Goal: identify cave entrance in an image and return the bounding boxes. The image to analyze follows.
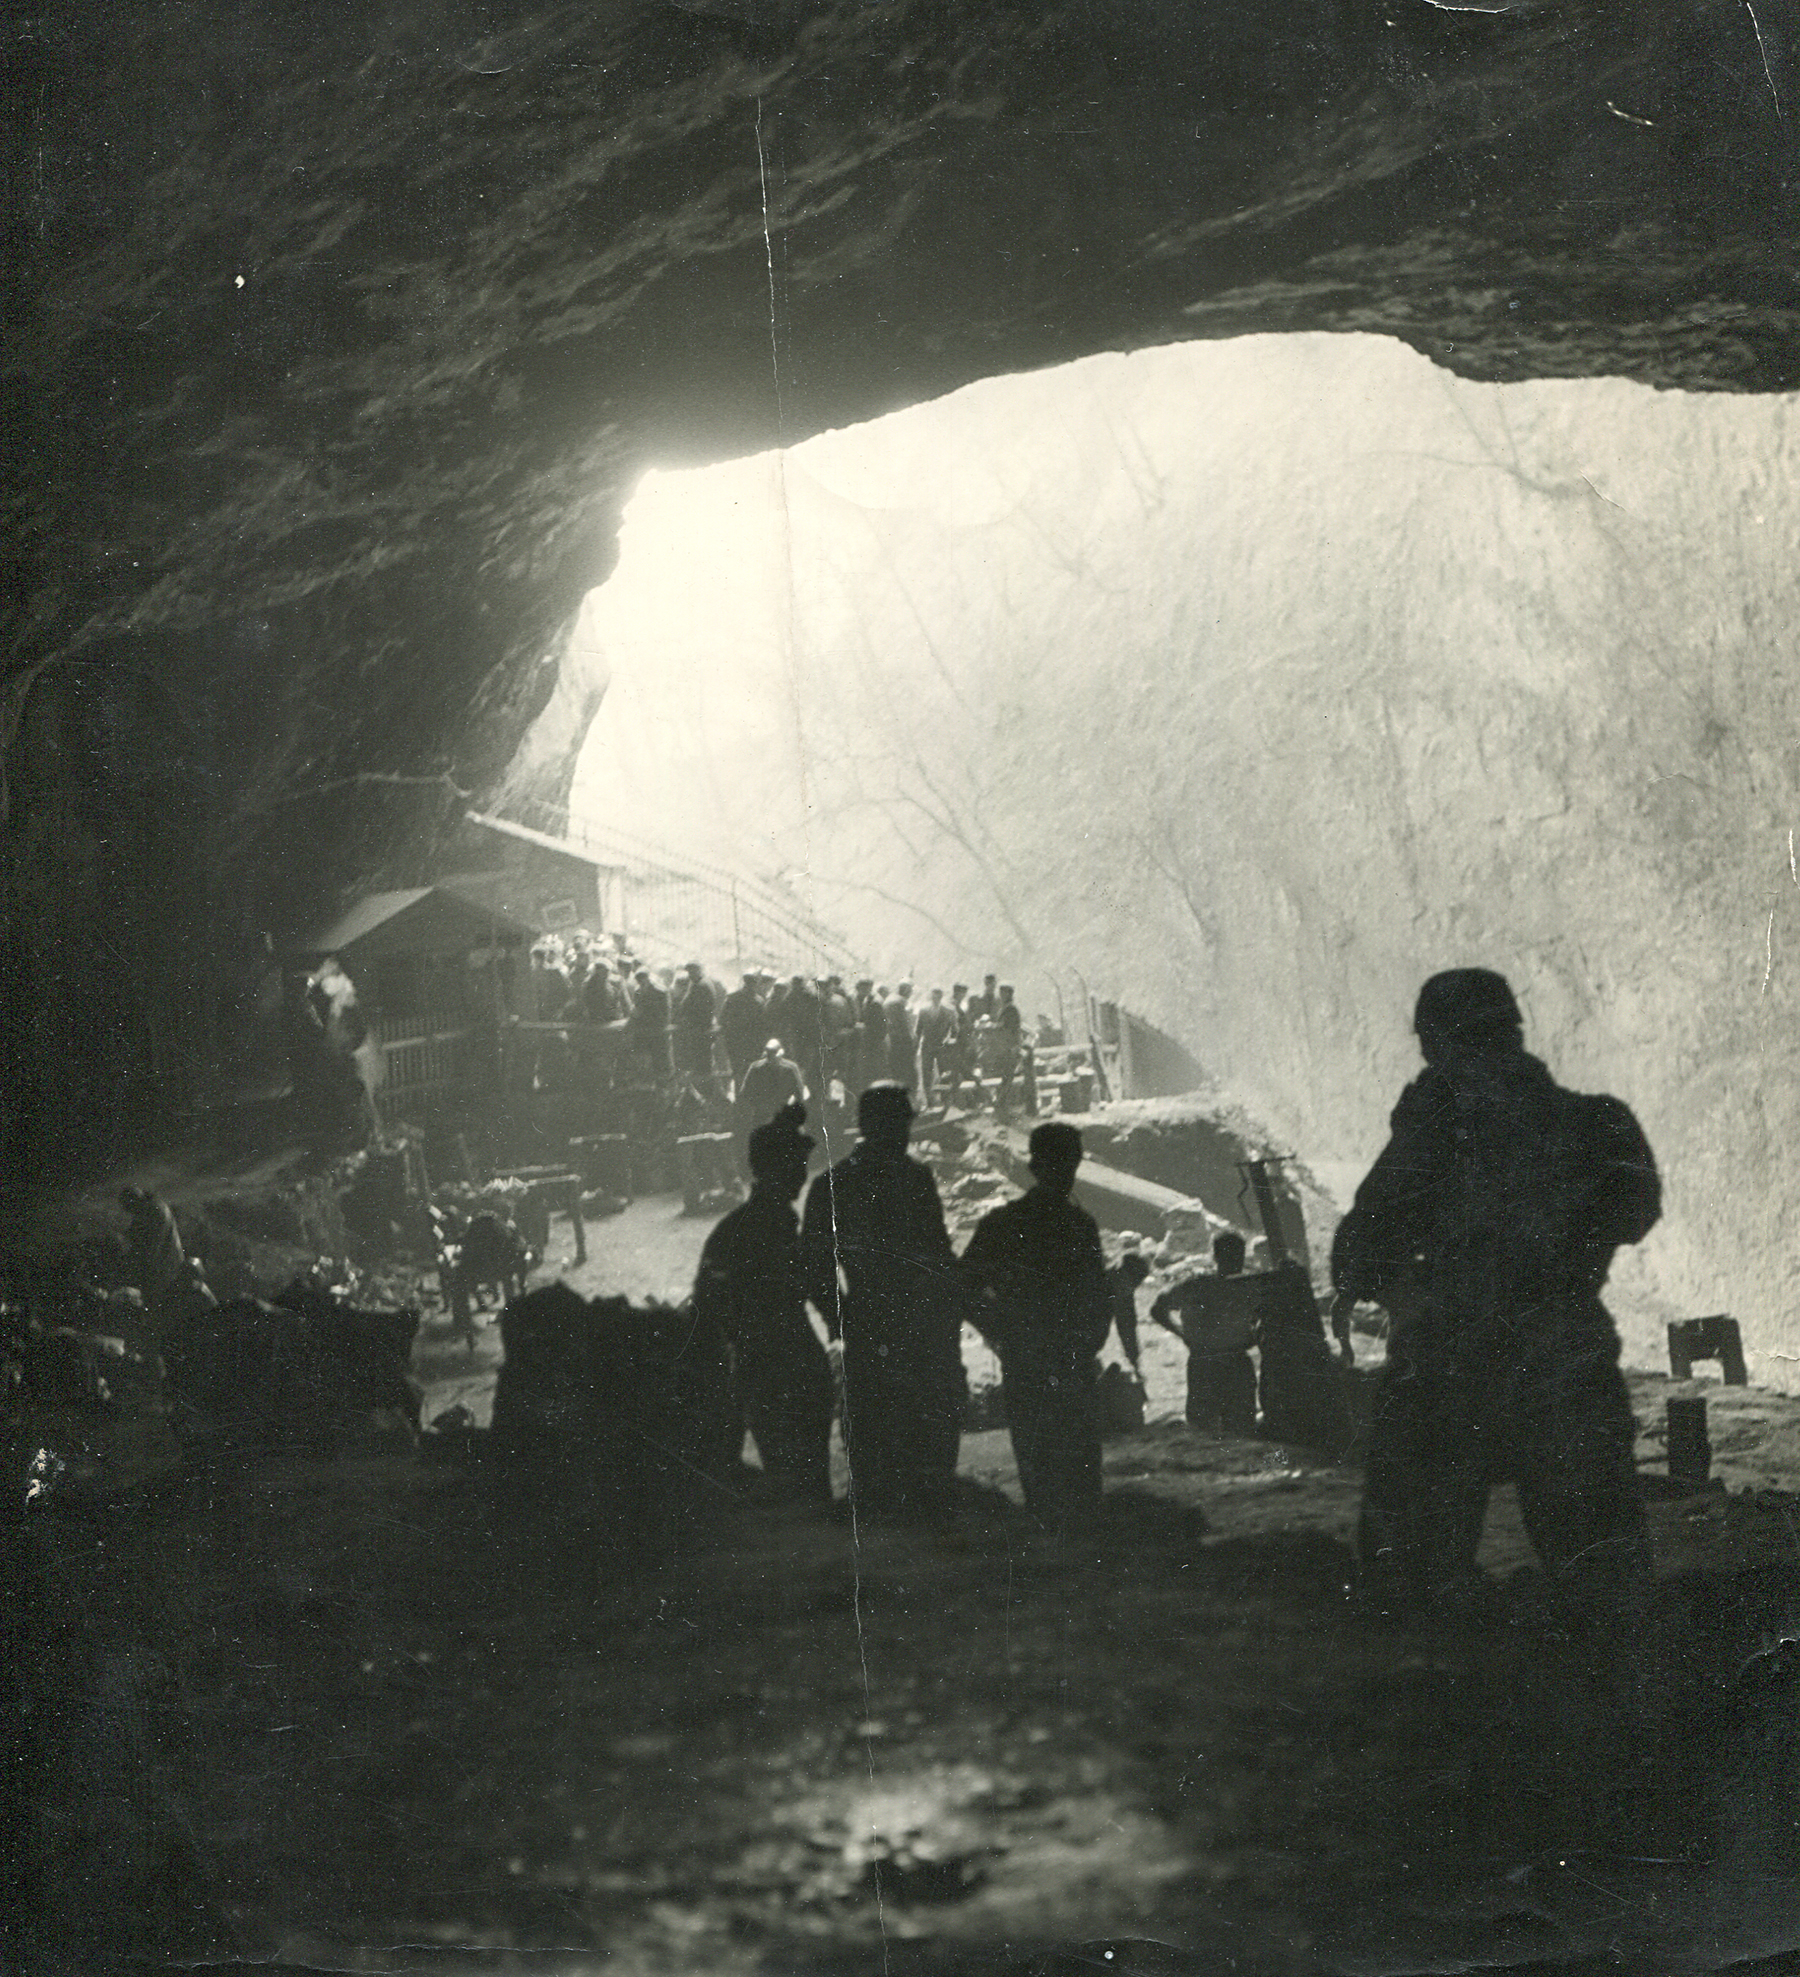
[511,328,1800,1379]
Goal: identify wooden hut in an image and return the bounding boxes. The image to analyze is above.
[290,888,537,1122]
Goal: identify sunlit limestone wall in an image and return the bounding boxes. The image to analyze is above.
[550,334,1800,1382]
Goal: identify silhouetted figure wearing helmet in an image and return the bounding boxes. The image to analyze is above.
[1331,969,1661,1609]
[961,1122,1112,1531]
[694,1104,832,1504]
[800,1083,964,1515]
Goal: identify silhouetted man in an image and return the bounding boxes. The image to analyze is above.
[800,1083,963,1515]
[529,947,571,1023]
[993,985,1024,1113]
[854,980,883,1091]
[1331,968,1661,1609]
[968,975,998,1026]
[1149,1231,1260,1435]
[582,957,626,1026]
[885,982,918,1095]
[719,971,767,1090]
[778,973,826,1110]
[942,984,973,1103]
[961,1122,1112,1530]
[694,1104,832,1503]
[916,988,955,1100]
[628,967,672,1081]
[673,961,718,1083]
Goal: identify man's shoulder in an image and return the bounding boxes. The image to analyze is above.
[701,1200,753,1254]
[971,1192,1028,1234]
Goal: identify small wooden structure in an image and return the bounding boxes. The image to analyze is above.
[290,888,537,1123]
[1668,1315,1748,1385]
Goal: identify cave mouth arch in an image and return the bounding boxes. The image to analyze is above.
[518,328,1800,1384]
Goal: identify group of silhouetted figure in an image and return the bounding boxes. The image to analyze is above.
[694,967,1665,1614]
[696,1084,1113,1529]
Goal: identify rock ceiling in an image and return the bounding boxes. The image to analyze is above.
[3,0,1796,1157]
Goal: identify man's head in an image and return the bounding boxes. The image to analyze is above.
[856,978,874,995]
[857,1082,915,1153]
[635,968,650,987]
[999,983,1015,1004]
[952,983,967,1000]
[984,974,997,991]
[1413,969,1523,1064]
[762,1036,784,1058]
[747,1102,814,1201]
[684,960,705,979]
[1117,1249,1151,1289]
[897,980,913,999]
[1212,1231,1247,1276]
[1028,1121,1084,1197]
[928,987,943,1005]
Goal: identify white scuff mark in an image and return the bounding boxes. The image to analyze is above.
[1604,100,1656,128]
[1743,0,1786,120]
[1763,907,1775,995]
[1788,826,1795,885]
[754,98,782,433]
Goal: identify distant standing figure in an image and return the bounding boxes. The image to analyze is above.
[719,971,767,1090]
[629,967,673,1080]
[1150,1232,1260,1435]
[885,983,918,1096]
[992,985,1024,1113]
[735,1037,806,1175]
[1331,968,1662,1607]
[854,980,884,1092]
[695,1104,832,1502]
[961,1122,1112,1529]
[673,961,718,1083]
[916,988,955,1099]
[942,984,973,1103]
[800,1083,964,1515]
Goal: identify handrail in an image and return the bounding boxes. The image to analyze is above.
[488,795,865,976]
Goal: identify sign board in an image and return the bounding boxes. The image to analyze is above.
[540,897,580,930]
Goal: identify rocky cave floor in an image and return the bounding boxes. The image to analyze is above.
[15,1196,1800,1977]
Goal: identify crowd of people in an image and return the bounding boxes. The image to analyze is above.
[693,967,1666,1617]
[524,940,1059,1157]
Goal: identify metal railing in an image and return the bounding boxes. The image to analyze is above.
[495,795,865,981]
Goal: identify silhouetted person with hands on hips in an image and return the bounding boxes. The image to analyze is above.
[1331,968,1661,1614]
[800,1083,965,1517]
[962,1122,1112,1534]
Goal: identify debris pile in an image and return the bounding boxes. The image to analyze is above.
[485,1282,741,1554]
